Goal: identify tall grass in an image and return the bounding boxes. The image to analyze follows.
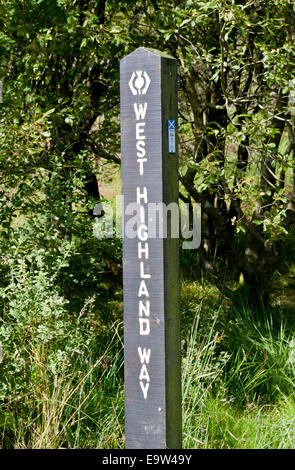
[0,249,125,448]
[181,281,295,448]
[2,255,295,448]
[0,323,125,449]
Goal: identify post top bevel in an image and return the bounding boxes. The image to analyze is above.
[120,47,176,63]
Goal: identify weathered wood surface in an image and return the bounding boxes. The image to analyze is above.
[120,47,181,449]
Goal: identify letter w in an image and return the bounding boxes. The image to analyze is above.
[134,103,147,121]
[138,346,151,364]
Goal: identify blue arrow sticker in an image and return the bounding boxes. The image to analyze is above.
[168,119,176,153]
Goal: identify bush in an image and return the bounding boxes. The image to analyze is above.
[0,241,124,448]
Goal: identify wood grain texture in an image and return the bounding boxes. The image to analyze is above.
[120,47,181,449]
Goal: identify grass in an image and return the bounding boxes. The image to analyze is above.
[2,250,295,449]
[181,279,295,448]
[1,318,125,449]
[184,397,295,449]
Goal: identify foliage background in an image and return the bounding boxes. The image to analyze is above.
[1,0,295,448]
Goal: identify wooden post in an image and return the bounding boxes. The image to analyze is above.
[120,47,181,449]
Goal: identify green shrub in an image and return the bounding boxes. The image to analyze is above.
[0,244,124,448]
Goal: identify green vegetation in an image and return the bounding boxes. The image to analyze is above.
[2,254,295,448]
[181,280,295,449]
[1,0,295,449]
